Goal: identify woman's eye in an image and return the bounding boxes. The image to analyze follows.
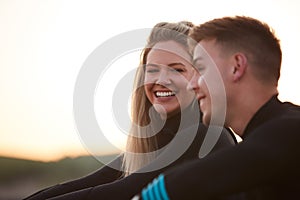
[146,69,159,73]
[170,68,185,73]
[175,68,184,72]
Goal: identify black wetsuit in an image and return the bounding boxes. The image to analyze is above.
[24,104,236,200]
[142,96,300,199]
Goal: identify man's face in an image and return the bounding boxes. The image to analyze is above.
[190,39,228,126]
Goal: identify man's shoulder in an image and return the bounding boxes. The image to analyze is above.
[281,101,300,118]
[252,108,300,140]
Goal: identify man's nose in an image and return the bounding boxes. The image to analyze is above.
[187,72,199,91]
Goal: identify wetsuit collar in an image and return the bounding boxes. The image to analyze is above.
[159,101,200,137]
[242,95,282,139]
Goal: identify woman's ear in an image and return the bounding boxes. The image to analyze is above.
[232,53,247,82]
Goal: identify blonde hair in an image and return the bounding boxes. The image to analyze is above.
[122,21,194,176]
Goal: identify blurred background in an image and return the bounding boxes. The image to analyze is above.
[1,0,300,199]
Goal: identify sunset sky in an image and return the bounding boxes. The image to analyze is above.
[1,0,300,162]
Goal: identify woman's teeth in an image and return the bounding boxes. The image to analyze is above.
[155,91,175,97]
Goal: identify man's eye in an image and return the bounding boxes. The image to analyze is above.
[196,65,205,72]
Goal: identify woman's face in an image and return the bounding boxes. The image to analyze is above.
[144,41,195,118]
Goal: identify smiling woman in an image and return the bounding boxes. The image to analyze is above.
[144,41,195,119]
[122,21,200,176]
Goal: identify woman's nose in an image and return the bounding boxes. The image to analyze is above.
[155,70,171,85]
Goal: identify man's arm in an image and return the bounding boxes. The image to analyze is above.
[45,124,236,199]
[138,118,300,199]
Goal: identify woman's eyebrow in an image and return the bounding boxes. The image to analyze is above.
[144,63,160,68]
[168,62,185,67]
[145,62,186,68]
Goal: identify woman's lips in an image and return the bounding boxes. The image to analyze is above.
[154,91,177,102]
[155,91,176,97]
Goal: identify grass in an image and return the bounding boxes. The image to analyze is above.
[0,155,116,200]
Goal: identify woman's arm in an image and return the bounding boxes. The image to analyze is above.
[24,155,124,200]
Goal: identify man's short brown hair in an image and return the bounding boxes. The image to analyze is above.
[189,16,282,85]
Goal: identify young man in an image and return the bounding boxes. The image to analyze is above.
[136,16,300,199]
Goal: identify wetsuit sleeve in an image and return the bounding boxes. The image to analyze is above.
[38,123,204,200]
[23,155,123,200]
[44,125,236,200]
[159,118,300,199]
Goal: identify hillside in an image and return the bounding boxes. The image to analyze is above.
[0,155,116,200]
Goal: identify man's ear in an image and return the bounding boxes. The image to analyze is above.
[232,53,247,82]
